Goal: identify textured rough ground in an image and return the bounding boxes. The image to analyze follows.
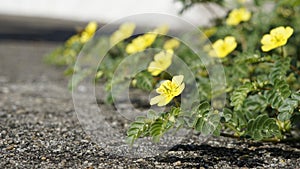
[1,41,300,169]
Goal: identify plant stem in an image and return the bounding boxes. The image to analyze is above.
[281,46,285,58]
[220,132,241,139]
[238,25,247,52]
[224,123,241,136]
[220,132,300,143]
[290,65,300,76]
[261,137,281,142]
[174,98,181,107]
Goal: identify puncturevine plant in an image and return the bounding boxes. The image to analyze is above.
[46,0,300,145]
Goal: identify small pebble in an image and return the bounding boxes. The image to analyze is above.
[136,158,145,162]
[173,161,181,166]
[6,145,14,151]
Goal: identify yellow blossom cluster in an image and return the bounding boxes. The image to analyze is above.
[65,21,98,46]
[80,21,98,43]
[125,33,157,54]
[125,25,169,54]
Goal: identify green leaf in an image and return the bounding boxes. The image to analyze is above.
[274,79,291,98]
[278,112,292,122]
[147,110,158,120]
[277,91,300,122]
[269,57,290,84]
[291,91,300,101]
[264,79,291,109]
[265,90,283,109]
[230,83,254,111]
[198,102,210,113]
[244,94,267,113]
[247,114,281,140]
[135,71,154,91]
[235,52,272,64]
[193,102,220,136]
[149,119,164,140]
[126,107,183,145]
[278,99,298,113]
[231,110,248,130]
[279,0,300,6]
[221,108,232,123]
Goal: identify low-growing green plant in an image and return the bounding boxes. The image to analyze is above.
[46,0,300,144]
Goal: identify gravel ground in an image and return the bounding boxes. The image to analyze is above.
[1,40,300,169]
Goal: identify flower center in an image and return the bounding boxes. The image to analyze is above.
[159,81,178,97]
[273,33,285,44]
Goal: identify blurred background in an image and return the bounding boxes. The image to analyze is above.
[0,0,224,26]
[0,0,225,83]
[0,0,227,41]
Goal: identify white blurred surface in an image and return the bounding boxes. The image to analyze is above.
[0,0,226,28]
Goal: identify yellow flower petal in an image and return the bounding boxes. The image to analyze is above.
[158,96,173,106]
[285,27,294,37]
[80,32,91,43]
[261,35,275,52]
[173,83,185,96]
[110,23,136,46]
[202,27,217,39]
[85,21,98,35]
[148,62,164,76]
[148,50,173,76]
[125,44,137,54]
[143,33,157,46]
[163,38,180,50]
[150,95,164,105]
[172,75,184,86]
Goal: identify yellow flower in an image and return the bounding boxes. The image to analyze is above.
[80,21,98,43]
[152,24,169,35]
[125,33,157,54]
[261,26,294,52]
[80,33,92,43]
[163,38,180,50]
[148,50,173,76]
[125,25,169,54]
[110,23,136,46]
[85,21,98,34]
[66,35,80,46]
[203,27,217,38]
[143,33,157,46]
[209,36,237,58]
[150,75,185,106]
[226,8,251,26]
